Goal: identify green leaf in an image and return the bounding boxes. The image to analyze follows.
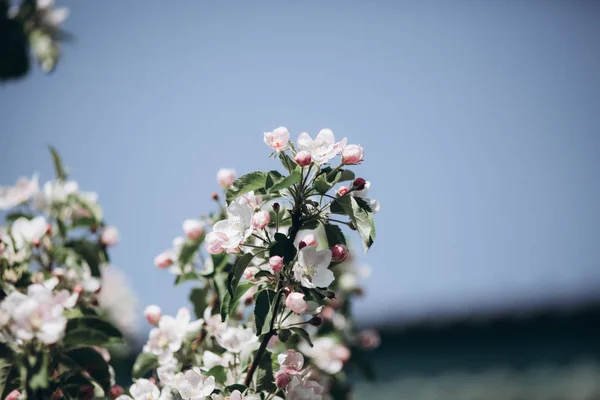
[220,291,231,322]
[62,347,111,392]
[330,196,375,251]
[314,167,353,195]
[227,253,254,297]
[211,252,230,272]
[28,350,49,390]
[205,366,227,384]
[265,170,285,192]
[189,287,209,319]
[63,317,124,346]
[226,172,267,203]
[290,327,313,347]
[132,353,158,379]
[228,281,254,316]
[5,212,33,223]
[254,289,276,335]
[178,239,201,267]
[324,223,346,246]
[49,146,68,180]
[253,270,273,280]
[267,170,302,194]
[226,384,247,395]
[269,233,297,264]
[0,344,13,397]
[301,219,320,230]
[256,350,275,392]
[278,152,298,173]
[339,169,355,182]
[65,240,102,277]
[69,194,102,222]
[175,271,199,286]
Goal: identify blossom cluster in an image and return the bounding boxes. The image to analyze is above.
[130,127,381,400]
[0,148,137,399]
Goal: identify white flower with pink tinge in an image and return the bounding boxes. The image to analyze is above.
[278,349,305,375]
[0,174,39,210]
[293,246,334,289]
[296,129,346,165]
[215,325,257,353]
[287,376,324,400]
[299,337,350,374]
[115,378,165,400]
[350,181,380,214]
[11,216,48,246]
[264,126,290,152]
[172,367,216,400]
[205,199,253,254]
[217,168,236,189]
[143,308,203,365]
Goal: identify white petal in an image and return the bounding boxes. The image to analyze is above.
[312,267,335,288]
[297,132,313,151]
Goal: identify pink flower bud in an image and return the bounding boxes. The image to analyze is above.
[353,177,366,191]
[269,255,283,272]
[211,192,219,200]
[205,231,228,254]
[101,226,119,247]
[337,186,349,196]
[294,151,312,167]
[5,390,21,400]
[331,244,348,262]
[217,168,236,188]
[144,305,162,326]
[275,370,291,388]
[264,127,290,152]
[332,344,351,362]
[144,304,162,326]
[154,252,173,269]
[342,144,364,165]
[359,329,381,349]
[272,202,280,212]
[183,219,204,240]
[252,210,271,230]
[285,292,308,314]
[110,385,124,398]
[73,285,83,294]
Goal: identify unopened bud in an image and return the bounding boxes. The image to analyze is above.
[275,370,291,388]
[269,255,283,272]
[352,177,366,191]
[110,385,125,398]
[272,202,280,212]
[294,151,312,167]
[73,284,84,294]
[252,210,271,230]
[4,390,21,400]
[331,244,348,262]
[154,252,173,269]
[144,305,162,326]
[211,192,219,200]
[337,186,349,196]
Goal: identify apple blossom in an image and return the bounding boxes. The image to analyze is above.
[252,210,270,230]
[183,219,204,240]
[11,216,48,246]
[287,376,324,400]
[0,174,39,210]
[331,244,348,262]
[129,378,161,400]
[293,246,334,289]
[208,199,253,252]
[294,151,312,167]
[269,255,283,272]
[264,126,290,152]
[205,231,228,254]
[4,390,21,400]
[172,368,216,399]
[296,129,346,165]
[144,305,162,326]
[215,325,257,353]
[341,144,364,165]
[101,226,120,246]
[359,329,381,349]
[278,350,304,375]
[154,252,174,269]
[143,308,200,364]
[217,168,236,188]
[299,337,349,374]
[336,186,348,196]
[352,177,366,191]
[285,292,308,314]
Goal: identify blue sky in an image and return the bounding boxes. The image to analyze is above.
[2,0,600,328]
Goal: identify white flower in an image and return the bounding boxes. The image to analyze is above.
[287,376,324,400]
[238,191,262,209]
[215,325,257,353]
[40,180,79,207]
[293,246,334,289]
[0,175,39,210]
[129,378,161,400]
[143,308,202,364]
[296,129,346,165]
[350,181,380,213]
[37,0,69,29]
[264,127,290,152]
[11,216,47,246]
[299,337,349,374]
[101,226,120,246]
[157,359,178,386]
[6,283,70,345]
[173,367,216,400]
[183,219,204,240]
[210,199,253,250]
